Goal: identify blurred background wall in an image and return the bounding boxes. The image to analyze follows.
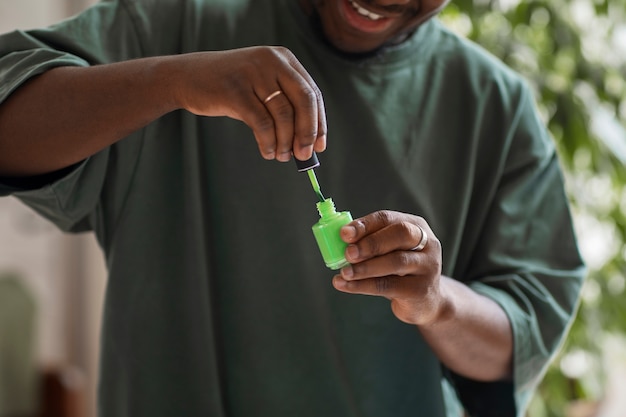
[0,3,102,417]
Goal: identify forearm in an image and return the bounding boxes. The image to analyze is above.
[0,46,327,177]
[334,213,514,381]
[418,275,513,381]
[0,57,180,176]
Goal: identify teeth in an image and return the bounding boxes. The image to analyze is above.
[348,0,384,20]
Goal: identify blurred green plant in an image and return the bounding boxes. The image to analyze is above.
[440,1,626,416]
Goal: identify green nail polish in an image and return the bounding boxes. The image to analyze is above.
[307,169,325,202]
[295,153,352,270]
[312,198,352,270]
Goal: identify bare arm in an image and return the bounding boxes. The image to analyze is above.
[416,276,512,380]
[0,59,175,176]
[0,47,326,177]
[333,211,512,381]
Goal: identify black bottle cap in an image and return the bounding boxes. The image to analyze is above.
[295,152,320,172]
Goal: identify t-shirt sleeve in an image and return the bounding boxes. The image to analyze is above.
[1,3,128,100]
[0,0,184,231]
[0,0,189,97]
[447,84,586,416]
[0,152,109,233]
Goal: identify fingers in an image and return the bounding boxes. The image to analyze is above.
[178,47,325,162]
[249,47,326,162]
[332,273,428,299]
[332,248,441,299]
[280,51,327,160]
[332,209,444,325]
[334,210,442,297]
[258,88,295,161]
[314,92,327,154]
[340,210,433,259]
[336,239,440,284]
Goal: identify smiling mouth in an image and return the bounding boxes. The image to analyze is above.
[347,0,385,21]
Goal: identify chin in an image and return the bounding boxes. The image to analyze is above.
[305,0,412,56]
[328,37,376,53]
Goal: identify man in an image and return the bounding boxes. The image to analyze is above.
[0,0,585,416]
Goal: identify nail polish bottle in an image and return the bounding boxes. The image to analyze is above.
[295,152,352,270]
[312,198,352,270]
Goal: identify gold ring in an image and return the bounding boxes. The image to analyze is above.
[263,90,283,104]
[410,226,428,251]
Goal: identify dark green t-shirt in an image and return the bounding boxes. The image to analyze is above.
[0,1,585,416]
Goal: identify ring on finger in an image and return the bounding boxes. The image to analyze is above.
[410,225,428,251]
[263,90,283,104]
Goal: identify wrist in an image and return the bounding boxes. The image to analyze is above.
[145,55,186,113]
[417,275,456,328]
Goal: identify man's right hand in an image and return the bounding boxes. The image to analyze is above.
[172,46,327,163]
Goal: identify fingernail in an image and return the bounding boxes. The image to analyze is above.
[301,145,314,159]
[342,225,357,240]
[333,276,347,290]
[317,135,327,151]
[341,265,353,279]
[346,245,359,261]
[277,151,291,162]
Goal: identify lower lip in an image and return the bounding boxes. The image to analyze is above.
[339,0,395,34]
